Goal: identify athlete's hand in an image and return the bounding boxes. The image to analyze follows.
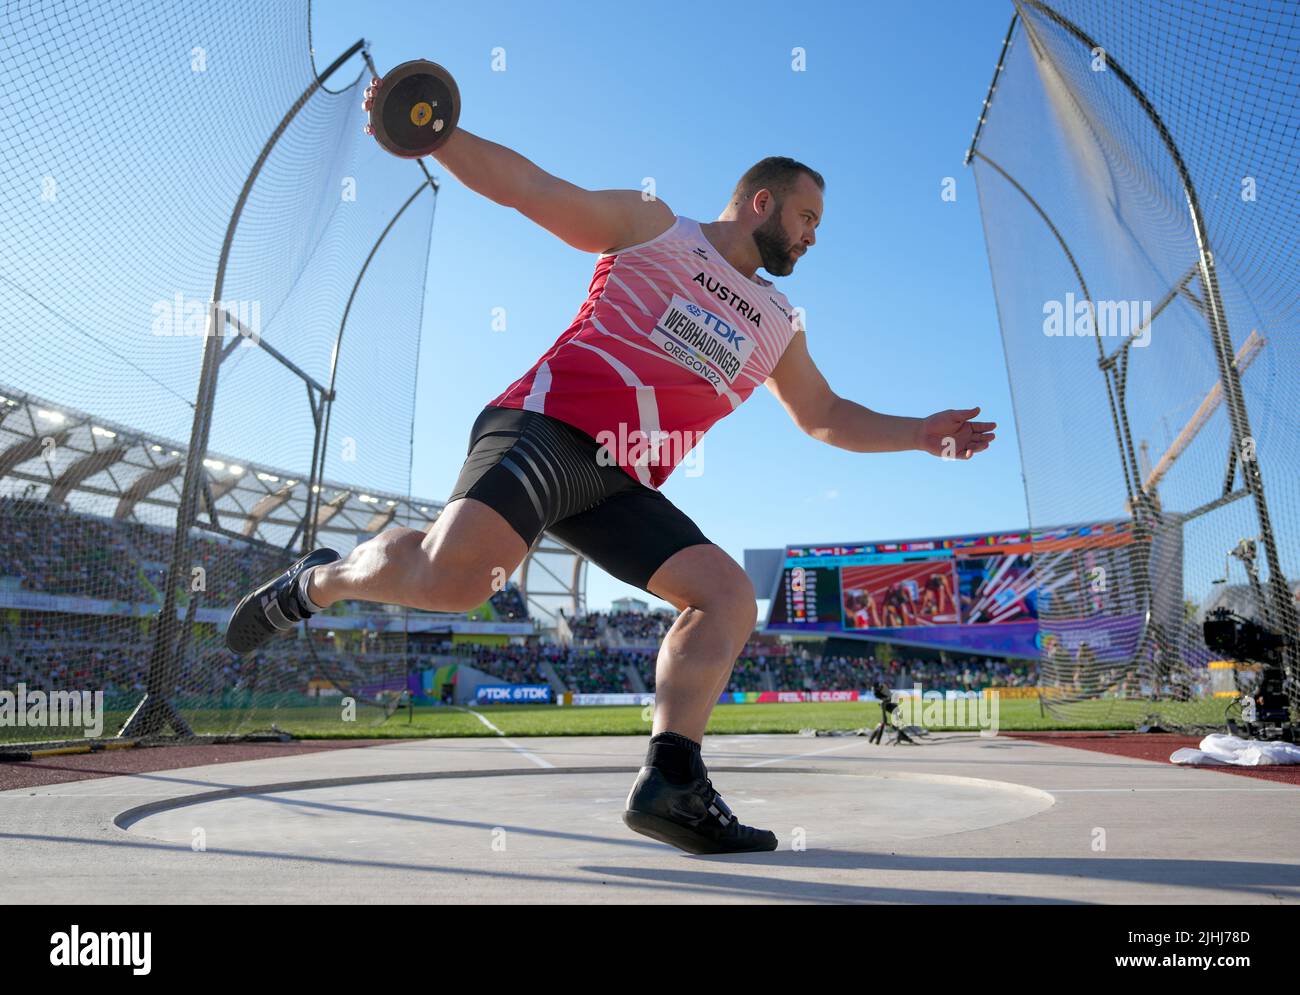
[361,75,382,132]
[916,407,996,460]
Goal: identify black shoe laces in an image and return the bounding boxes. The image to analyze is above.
[692,763,741,830]
[702,778,737,823]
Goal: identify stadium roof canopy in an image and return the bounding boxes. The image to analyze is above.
[0,383,589,623]
[0,383,440,551]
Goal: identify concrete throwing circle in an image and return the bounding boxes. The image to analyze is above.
[118,767,1055,857]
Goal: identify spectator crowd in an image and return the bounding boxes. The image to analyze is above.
[1,496,1044,702]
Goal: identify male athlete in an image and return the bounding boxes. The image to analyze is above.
[225,76,996,855]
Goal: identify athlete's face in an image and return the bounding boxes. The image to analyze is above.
[752,173,822,277]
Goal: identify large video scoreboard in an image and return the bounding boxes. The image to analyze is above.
[766,521,1141,658]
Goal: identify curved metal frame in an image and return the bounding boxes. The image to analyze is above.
[306,0,370,95]
[302,174,438,552]
[968,144,1164,704]
[969,149,1149,526]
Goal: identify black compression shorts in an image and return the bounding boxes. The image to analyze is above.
[446,405,711,593]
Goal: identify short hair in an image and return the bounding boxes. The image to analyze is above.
[730,156,824,209]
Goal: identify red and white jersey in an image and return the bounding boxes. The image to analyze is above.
[488,215,803,488]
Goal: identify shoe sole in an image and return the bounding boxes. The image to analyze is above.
[622,809,777,855]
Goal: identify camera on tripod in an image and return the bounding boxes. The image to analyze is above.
[1202,607,1293,741]
[869,681,922,745]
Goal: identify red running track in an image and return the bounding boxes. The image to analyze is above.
[1006,731,1300,785]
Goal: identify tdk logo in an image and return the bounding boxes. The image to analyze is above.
[702,311,745,349]
[478,685,549,702]
[653,292,755,386]
[684,303,745,350]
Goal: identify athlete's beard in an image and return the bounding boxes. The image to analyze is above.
[752,206,797,277]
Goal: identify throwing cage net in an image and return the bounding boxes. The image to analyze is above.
[0,0,439,743]
[968,0,1298,731]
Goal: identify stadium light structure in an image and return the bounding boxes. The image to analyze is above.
[518,534,589,624]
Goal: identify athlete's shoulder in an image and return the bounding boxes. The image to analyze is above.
[601,210,686,257]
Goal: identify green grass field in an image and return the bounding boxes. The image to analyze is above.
[275,697,1229,738]
[1,697,1232,748]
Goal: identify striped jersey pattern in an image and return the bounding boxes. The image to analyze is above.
[487,215,802,488]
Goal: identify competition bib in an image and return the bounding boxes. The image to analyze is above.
[648,294,757,394]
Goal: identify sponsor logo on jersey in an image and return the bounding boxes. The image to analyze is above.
[650,293,757,392]
[768,295,792,319]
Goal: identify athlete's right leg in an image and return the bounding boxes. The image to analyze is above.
[226,405,603,653]
[312,404,593,612]
[305,498,527,614]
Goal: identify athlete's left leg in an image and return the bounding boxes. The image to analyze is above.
[547,488,754,743]
[548,484,775,854]
[643,544,756,741]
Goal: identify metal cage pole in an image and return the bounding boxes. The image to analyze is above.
[968,149,1151,526]
[965,14,1165,707]
[125,39,369,738]
[968,151,1172,704]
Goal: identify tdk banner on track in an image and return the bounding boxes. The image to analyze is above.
[475,684,553,704]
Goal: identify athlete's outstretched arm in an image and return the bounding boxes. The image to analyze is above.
[764,330,997,458]
[430,129,674,254]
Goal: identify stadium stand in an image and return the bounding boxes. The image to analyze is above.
[0,504,1040,702]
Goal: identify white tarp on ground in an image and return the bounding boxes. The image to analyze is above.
[1170,733,1300,766]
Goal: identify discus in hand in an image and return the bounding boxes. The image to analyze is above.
[363,59,461,158]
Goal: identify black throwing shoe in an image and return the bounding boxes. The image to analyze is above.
[224,547,339,654]
[622,760,778,855]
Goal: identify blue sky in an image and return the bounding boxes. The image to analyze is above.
[309,0,1025,612]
